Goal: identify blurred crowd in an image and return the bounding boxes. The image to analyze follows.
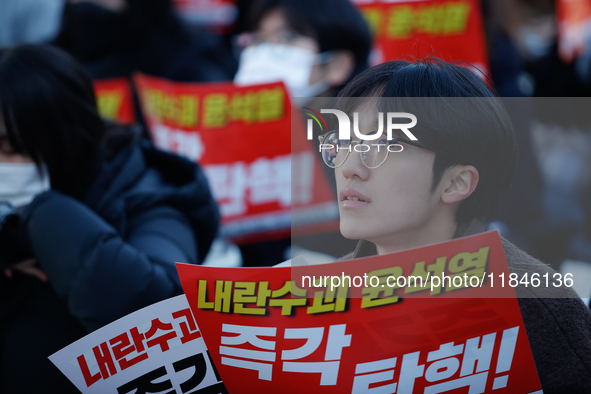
[1,0,591,284]
[5,0,588,262]
[1,0,591,289]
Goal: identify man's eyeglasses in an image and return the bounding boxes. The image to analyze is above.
[317,130,425,169]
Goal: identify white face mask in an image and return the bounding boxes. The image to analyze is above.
[0,163,50,208]
[234,43,330,102]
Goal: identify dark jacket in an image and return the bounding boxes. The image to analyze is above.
[0,275,86,394]
[20,137,219,332]
[1,132,218,393]
[346,225,591,393]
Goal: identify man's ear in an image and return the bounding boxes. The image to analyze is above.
[440,165,479,204]
[325,50,355,87]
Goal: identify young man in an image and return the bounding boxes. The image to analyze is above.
[324,59,591,393]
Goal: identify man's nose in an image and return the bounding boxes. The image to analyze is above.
[340,144,370,180]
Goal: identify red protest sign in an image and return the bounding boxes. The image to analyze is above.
[134,74,337,243]
[356,0,489,73]
[93,78,136,125]
[177,231,542,393]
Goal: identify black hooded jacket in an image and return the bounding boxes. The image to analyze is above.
[19,135,219,332]
[1,131,219,393]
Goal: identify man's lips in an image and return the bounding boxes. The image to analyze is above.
[340,188,371,207]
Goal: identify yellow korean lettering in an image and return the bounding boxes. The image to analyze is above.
[361,8,382,36]
[417,5,446,35]
[234,281,265,315]
[446,246,489,291]
[256,282,272,307]
[387,6,414,39]
[145,89,164,121]
[361,266,403,308]
[197,279,214,309]
[230,91,257,124]
[269,281,308,316]
[448,247,489,273]
[203,93,228,128]
[96,91,122,120]
[307,278,349,314]
[145,89,176,124]
[214,280,232,313]
[178,95,198,127]
[258,87,284,122]
[163,94,176,123]
[443,2,470,35]
[405,257,447,295]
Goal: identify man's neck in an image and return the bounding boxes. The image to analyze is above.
[371,208,459,255]
[369,217,486,255]
[373,224,457,255]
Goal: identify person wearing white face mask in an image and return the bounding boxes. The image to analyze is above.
[0,162,50,209]
[235,43,333,100]
[0,44,221,393]
[0,130,50,283]
[231,0,372,267]
[233,0,371,104]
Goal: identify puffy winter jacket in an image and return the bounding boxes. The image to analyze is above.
[20,137,219,331]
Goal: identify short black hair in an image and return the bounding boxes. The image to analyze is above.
[0,44,105,197]
[246,0,372,79]
[337,58,518,224]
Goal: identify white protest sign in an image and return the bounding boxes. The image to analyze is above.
[49,295,226,393]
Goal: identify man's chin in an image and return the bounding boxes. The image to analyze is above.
[339,222,366,240]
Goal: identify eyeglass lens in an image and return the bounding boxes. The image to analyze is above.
[321,132,390,169]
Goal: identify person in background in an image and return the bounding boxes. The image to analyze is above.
[55,0,236,82]
[0,44,219,393]
[482,0,591,275]
[234,0,372,102]
[232,0,372,266]
[0,0,65,48]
